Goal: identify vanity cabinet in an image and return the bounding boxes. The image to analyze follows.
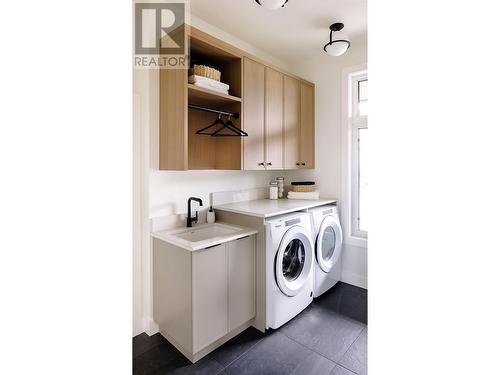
[153,235,256,363]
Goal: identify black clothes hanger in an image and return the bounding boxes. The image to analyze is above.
[195,113,225,135]
[224,116,248,136]
[210,115,248,137]
[190,104,247,137]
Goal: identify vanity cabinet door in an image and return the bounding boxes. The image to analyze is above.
[228,236,256,331]
[243,57,266,170]
[192,244,228,352]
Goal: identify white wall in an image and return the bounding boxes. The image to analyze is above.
[287,36,368,288]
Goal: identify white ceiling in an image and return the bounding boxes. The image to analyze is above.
[190,0,367,63]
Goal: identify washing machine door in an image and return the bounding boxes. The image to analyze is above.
[275,225,313,297]
[316,215,343,273]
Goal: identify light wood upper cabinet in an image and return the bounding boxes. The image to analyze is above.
[283,77,315,170]
[243,58,266,170]
[159,28,243,171]
[242,59,288,171]
[264,67,284,170]
[283,75,300,169]
[158,27,314,171]
[300,82,315,169]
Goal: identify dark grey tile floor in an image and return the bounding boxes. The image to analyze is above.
[133,282,367,375]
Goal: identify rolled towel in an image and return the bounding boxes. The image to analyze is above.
[287,191,320,200]
[192,81,228,95]
[189,75,230,92]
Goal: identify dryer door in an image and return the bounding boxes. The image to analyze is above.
[316,215,343,273]
[275,225,313,297]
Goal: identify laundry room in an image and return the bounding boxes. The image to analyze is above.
[4,1,500,375]
[131,1,368,373]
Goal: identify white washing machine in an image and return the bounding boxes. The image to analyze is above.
[265,212,314,329]
[309,205,343,298]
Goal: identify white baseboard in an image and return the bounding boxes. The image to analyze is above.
[341,270,367,289]
[143,317,159,336]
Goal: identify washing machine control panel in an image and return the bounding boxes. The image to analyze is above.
[285,218,301,227]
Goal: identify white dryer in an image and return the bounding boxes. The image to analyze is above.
[265,212,314,329]
[309,205,343,297]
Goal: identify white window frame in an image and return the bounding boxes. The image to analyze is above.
[350,73,367,238]
[341,64,367,247]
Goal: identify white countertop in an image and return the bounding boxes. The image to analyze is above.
[152,222,258,251]
[213,198,337,218]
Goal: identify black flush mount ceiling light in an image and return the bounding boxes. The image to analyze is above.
[324,23,350,56]
[255,0,289,10]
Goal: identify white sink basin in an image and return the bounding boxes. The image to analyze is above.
[152,223,257,251]
[174,224,238,243]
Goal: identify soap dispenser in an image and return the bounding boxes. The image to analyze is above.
[207,206,216,224]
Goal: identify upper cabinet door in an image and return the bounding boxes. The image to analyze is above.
[243,58,266,170]
[300,82,315,169]
[283,76,300,170]
[265,67,284,170]
[159,68,188,170]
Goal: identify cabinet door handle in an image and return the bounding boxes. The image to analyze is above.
[258,162,265,166]
[295,163,300,166]
[301,162,306,166]
[267,162,272,166]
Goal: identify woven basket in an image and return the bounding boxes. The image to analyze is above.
[193,64,221,82]
[291,184,316,193]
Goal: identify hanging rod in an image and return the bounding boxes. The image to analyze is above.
[188,103,240,120]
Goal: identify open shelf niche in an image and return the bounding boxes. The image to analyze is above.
[159,28,244,170]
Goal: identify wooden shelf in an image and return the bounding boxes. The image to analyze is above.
[188,84,241,107]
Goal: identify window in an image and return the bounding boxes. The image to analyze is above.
[350,73,367,238]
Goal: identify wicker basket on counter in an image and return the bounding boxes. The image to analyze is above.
[192,64,221,82]
[291,181,316,192]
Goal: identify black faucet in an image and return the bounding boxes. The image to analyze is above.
[187,197,203,227]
